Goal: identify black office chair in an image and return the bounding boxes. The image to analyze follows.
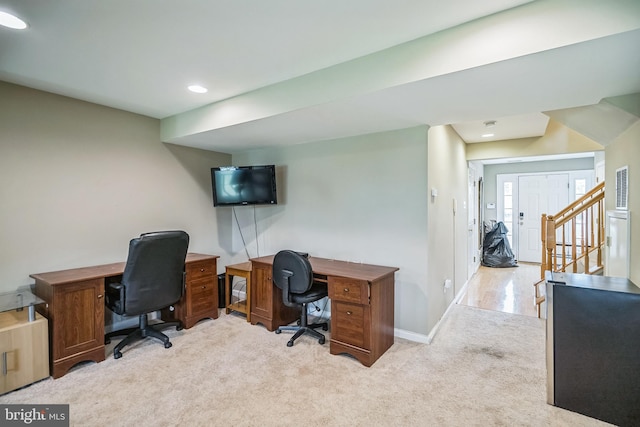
[104,230,189,359]
[273,250,328,346]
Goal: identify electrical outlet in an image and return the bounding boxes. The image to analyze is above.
[444,279,452,293]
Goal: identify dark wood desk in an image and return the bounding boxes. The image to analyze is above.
[250,255,398,367]
[30,253,218,379]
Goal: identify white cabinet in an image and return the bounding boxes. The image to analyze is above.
[605,210,630,278]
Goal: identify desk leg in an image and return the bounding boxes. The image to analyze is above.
[245,274,251,323]
[225,274,232,315]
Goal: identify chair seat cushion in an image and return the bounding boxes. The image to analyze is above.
[290,282,328,304]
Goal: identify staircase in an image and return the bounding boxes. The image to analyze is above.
[534,181,605,317]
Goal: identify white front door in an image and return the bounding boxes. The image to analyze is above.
[517,174,569,262]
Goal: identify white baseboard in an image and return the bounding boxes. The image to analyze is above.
[394,327,430,344]
[419,278,470,344]
[394,280,469,344]
[213,278,471,347]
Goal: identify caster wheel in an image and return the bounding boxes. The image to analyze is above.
[105,337,111,345]
[319,337,325,345]
[322,325,328,331]
[287,340,294,347]
[176,325,184,331]
[164,342,172,349]
[275,329,281,334]
[296,320,301,326]
[114,351,122,359]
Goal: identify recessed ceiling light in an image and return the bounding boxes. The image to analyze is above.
[483,120,496,127]
[481,133,495,138]
[0,11,28,29]
[188,85,208,94]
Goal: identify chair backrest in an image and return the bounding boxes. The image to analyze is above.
[120,230,189,315]
[272,250,313,298]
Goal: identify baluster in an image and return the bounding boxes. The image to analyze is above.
[584,209,590,273]
[562,224,567,271]
[541,213,547,278]
[572,217,577,273]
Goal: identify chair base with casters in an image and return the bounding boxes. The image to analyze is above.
[104,313,183,359]
[275,301,329,347]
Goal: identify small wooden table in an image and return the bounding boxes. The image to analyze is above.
[225,262,252,322]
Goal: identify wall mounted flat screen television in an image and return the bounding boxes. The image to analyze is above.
[211,165,278,207]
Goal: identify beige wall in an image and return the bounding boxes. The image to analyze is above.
[0,82,231,293]
[466,119,603,162]
[605,120,640,283]
[426,125,469,329]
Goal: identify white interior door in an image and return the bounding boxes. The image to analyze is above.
[517,174,569,263]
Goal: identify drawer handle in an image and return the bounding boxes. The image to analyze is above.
[97,294,103,299]
[202,286,206,289]
[200,268,205,272]
[346,311,352,316]
[344,288,349,292]
[2,352,6,376]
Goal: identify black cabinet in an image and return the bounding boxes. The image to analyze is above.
[546,272,640,426]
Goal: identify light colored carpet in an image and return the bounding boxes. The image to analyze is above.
[1,304,610,426]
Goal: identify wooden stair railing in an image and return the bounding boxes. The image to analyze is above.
[534,181,605,317]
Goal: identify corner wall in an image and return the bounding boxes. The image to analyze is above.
[426,125,469,329]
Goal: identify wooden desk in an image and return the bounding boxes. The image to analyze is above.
[30,253,218,379]
[250,255,398,367]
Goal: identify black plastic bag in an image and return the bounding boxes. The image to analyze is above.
[482,221,518,268]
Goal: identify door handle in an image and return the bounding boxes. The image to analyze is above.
[2,351,7,376]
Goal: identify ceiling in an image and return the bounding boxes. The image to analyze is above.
[1,0,639,154]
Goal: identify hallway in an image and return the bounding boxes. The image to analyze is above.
[458,262,540,318]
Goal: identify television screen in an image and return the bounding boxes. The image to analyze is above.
[211,165,278,207]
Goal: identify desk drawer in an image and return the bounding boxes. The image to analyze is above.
[186,260,215,281]
[332,301,369,349]
[328,277,369,305]
[188,278,215,314]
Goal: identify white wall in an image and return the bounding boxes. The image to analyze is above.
[229,127,433,336]
[426,126,469,330]
[605,120,640,284]
[0,82,231,293]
